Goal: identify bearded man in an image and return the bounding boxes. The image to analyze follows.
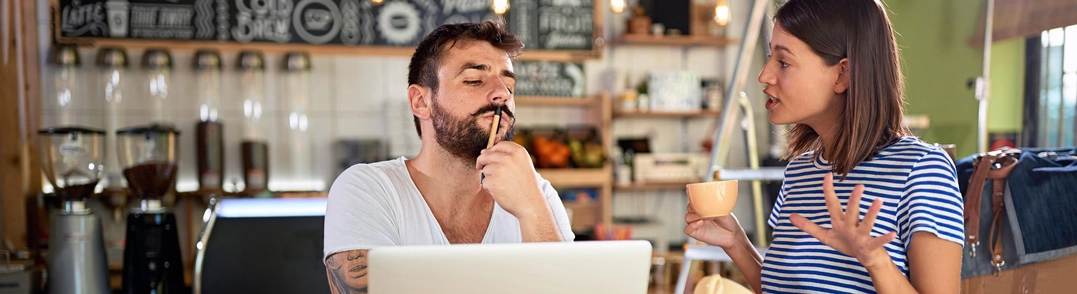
[323,20,574,294]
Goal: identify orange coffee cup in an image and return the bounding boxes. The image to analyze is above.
[687,180,738,218]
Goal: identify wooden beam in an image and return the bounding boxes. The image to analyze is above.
[1,0,43,252]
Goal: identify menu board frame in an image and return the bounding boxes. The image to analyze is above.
[49,0,604,62]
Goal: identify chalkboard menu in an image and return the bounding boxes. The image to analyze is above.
[55,0,594,50]
[513,61,584,97]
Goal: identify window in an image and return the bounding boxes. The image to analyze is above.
[1028,25,1077,147]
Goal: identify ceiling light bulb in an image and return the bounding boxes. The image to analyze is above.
[371,0,383,5]
[492,0,510,15]
[715,1,730,26]
[610,0,626,13]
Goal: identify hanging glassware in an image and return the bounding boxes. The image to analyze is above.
[47,44,82,127]
[194,50,224,192]
[95,47,128,191]
[237,51,269,196]
[140,48,172,124]
[280,51,313,191]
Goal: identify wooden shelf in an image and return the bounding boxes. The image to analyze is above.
[516,95,595,106]
[614,109,722,118]
[62,37,599,62]
[612,34,738,47]
[614,182,691,191]
[538,165,611,188]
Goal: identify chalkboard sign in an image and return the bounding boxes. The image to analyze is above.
[55,0,595,50]
[513,61,584,97]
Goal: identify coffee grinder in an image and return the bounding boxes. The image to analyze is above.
[116,124,184,293]
[39,127,110,293]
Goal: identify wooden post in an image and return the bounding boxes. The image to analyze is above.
[0,0,43,253]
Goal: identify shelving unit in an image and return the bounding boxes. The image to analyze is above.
[516,93,613,233]
[613,182,691,191]
[602,29,749,259]
[63,38,600,62]
[612,34,739,47]
[614,109,723,118]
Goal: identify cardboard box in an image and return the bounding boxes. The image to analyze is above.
[961,254,1077,293]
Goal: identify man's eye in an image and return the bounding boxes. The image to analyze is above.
[465,80,482,85]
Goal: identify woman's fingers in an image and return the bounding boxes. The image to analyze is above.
[822,173,845,226]
[860,198,884,234]
[845,184,864,225]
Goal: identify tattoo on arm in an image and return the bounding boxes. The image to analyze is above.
[325,250,369,294]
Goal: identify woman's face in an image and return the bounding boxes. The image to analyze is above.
[758,22,848,134]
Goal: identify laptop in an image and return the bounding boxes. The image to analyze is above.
[368,240,653,294]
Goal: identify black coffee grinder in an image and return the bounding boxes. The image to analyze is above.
[116,124,184,293]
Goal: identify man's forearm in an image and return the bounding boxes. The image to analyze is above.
[517,203,564,242]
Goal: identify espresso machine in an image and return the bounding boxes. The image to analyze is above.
[39,127,110,294]
[116,124,185,293]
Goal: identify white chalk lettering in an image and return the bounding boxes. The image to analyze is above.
[158,8,193,28]
[442,0,487,14]
[60,2,106,35]
[539,12,591,34]
[233,0,292,43]
[544,33,588,48]
[130,6,158,28]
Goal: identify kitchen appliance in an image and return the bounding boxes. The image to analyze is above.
[633,153,710,183]
[38,127,110,294]
[237,51,269,196]
[116,124,185,294]
[194,50,224,194]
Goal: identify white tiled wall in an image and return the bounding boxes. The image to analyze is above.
[36,0,774,244]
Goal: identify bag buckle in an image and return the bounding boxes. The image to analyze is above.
[992,259,1005,276]
[967,240,978,257]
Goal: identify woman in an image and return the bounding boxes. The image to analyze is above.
[684,0,964,293]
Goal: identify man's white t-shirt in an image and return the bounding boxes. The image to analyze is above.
[323,157,575,261]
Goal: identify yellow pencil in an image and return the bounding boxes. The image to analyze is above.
[487,108,501,148]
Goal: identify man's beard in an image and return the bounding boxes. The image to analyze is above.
[431,98,515,162]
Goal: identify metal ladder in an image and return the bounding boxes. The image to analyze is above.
[674,0,779,292]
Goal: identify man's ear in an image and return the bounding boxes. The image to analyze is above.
[408,84,432,120]
[834,58,850,94]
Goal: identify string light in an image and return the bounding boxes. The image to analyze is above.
[610,0,626,13]
[714,0,730,26]
[492,0,510,15]
[371,0,383,5]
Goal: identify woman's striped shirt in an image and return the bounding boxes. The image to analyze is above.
[762,137,964,293]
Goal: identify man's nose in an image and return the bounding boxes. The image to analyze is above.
[489,77,511,103]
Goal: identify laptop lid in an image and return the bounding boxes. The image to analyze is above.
[368,240,653,294]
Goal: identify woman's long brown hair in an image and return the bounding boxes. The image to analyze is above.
[775,0,911,179]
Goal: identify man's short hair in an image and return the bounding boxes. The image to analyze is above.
[408,20,524,136]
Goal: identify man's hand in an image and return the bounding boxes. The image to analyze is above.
[325,249,370,294]
[475,141,545,218]
[476,141,562,241]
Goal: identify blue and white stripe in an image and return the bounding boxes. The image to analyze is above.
[762,137,964,293]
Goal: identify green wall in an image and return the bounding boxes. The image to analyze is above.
[887,0,1025,158]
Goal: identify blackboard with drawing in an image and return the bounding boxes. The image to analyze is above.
[54,0,596,51]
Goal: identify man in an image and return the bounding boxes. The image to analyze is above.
[323,20,574,294]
